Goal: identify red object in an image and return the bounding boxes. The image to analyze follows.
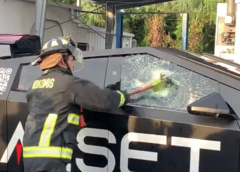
[79,107,86,127]
[16,142,23,164]
[80,115,86,127]
[235,68,240,72]
[0,34,24,44]
[0,34,39,44]
[128,84,153,96]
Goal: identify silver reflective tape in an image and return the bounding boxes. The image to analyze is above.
[68,114,79,125]
[24,149,72,156]
[68,116,79,122]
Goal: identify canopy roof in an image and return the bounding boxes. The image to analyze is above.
[92,0,174,9]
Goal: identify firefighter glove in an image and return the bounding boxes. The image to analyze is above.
[117,90,130,107]
[106,81,120,91]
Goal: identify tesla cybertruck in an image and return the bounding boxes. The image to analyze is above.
[0,35,240,172]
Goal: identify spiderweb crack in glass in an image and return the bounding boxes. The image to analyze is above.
[120,54,218,111]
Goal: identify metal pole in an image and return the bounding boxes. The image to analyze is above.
[35,0,47,44]
[116,12,123,48]
[181,13,189,50]
[105,2,116,49]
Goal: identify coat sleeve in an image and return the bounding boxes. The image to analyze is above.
[68,77,126,111]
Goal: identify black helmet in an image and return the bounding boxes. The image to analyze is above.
[40,36,75,58]
[32,36,83,72]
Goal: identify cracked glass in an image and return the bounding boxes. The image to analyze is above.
[120,54,218,111]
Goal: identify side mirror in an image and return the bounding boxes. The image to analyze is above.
[187,92,237,120]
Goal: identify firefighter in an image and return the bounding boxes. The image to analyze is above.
[22,36,129,172]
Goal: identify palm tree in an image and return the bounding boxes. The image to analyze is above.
[143,0,226,52]
[80,0,105,27]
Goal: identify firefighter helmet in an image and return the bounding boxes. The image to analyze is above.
[31,36,83,72]
[40,36,75,58]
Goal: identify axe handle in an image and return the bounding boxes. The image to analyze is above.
[128,84,153,96]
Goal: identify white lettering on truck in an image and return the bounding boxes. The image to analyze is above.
[76,128,221,172]
[0,125,221,172]
[76,128,117,172]
[171,137,221,172]
[120,132,167,172]
[0,122,24,163]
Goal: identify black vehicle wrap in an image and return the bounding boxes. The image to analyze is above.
[0,47,239,172]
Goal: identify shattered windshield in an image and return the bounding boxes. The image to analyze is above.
[120,54,218,111]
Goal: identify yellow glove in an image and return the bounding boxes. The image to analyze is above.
[151,74,165,87]
[151,74,166,92]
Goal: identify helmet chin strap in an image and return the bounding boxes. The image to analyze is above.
[62,53,73,75]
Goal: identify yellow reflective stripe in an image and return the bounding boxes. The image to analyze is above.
[39,113,58,147]
[117,91,125,107]
[67,113,79,125]
[23,146,72,160]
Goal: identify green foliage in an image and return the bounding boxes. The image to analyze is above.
[80,0,105,27]
[164,14,178,40]
[141,0,227,53]
[54,0,76,5]
[123,9,150,46]
[174,19,182,49]
[56,0,228,53]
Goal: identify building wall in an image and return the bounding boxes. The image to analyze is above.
[214,3,236,61]
[0,0,133,55]
[86,31,132,50]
